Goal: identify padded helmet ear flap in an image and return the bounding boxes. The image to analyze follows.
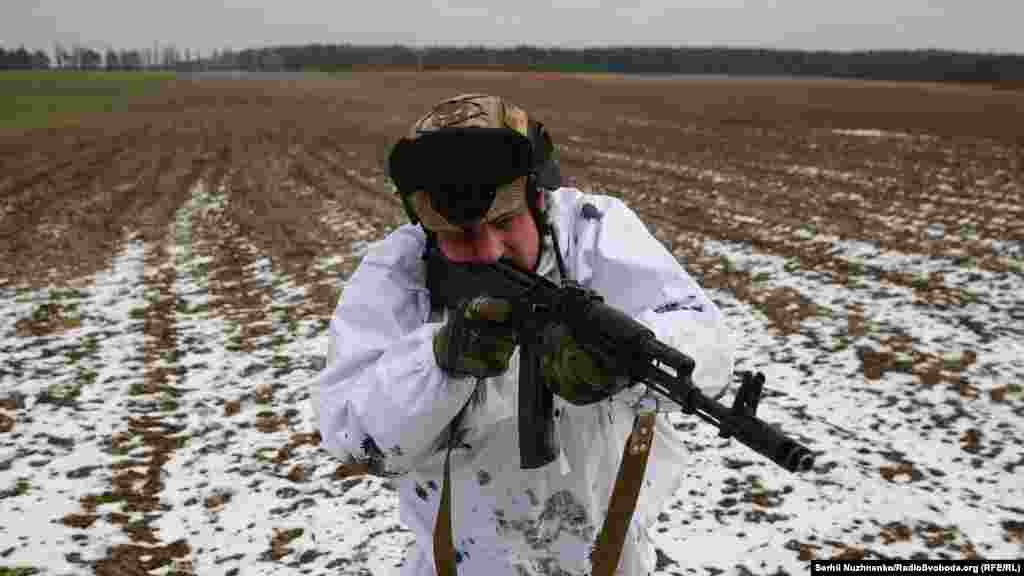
[387,138,415,196]
[388,138,424,225]
[524,122,560,240]
[529,122,562,193]
[530,121,554,164]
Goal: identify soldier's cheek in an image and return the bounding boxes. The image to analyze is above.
[438,238,476,263]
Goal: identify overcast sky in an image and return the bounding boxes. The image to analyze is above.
[4,0,1023,57]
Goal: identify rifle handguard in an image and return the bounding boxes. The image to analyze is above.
[425,246,819,474]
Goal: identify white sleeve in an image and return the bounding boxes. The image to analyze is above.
[573,194,736,401]
[314,237,476,476]
[636,288,735,401]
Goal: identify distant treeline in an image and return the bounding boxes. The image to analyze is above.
[2,43,197,71]
[0,47,52,70]
[7,43,1023,85]
[224,44,1024,85]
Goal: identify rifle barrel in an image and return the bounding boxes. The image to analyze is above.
[641,367,816,473]
[432,254,817,474]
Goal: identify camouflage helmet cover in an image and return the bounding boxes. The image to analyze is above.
[388,94,560,232]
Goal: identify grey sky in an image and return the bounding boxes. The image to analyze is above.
[3,0,1023,57]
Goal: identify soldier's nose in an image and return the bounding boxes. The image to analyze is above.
[470,223,504,263]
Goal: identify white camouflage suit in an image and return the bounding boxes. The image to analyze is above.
[314,186,736,575]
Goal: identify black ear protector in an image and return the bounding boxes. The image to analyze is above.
[524,121,545,219]
[390,117,561,228]
[526,121,563,240]
[399,187,422,226]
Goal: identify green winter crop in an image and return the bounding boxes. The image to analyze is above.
[0,70,173,130]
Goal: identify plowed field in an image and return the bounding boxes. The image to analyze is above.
[1,71,1022,575]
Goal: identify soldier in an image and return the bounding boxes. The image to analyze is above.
[314,94,735,575]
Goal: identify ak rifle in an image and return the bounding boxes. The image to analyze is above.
[426,247,817,474]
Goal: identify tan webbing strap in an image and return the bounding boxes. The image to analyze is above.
[590,411,657,576]
[434,446,457,576]
[433,410,657,576]
[435,392,475,576]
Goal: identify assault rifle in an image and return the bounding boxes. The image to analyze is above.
[425,246,817,474]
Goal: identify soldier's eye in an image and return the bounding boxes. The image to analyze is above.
[492,215,515,230]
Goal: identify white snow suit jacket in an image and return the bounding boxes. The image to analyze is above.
[314,187,735,576]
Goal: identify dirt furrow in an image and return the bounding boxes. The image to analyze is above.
[53,235,193,575]
[562,143,1018,306]
[557,153,1004,391]
[562,137,1021,271]
[303,145,404,228]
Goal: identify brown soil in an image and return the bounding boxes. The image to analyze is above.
[2,72,1020,293]
[2,71,1021,568]
[2,70,1020,403]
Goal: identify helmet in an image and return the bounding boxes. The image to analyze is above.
[387,94,562,233]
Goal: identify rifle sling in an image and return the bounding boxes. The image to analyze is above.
[434,391,473,576]
[434,411,657,576]
[590,410,657,576]
[434,444,457,576]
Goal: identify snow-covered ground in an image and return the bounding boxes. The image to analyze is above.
[2,163,1023,575]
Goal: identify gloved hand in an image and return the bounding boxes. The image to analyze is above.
[540,323,630,406]
[433,296,519,379]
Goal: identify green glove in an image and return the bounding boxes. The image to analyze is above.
[540,323,630,406]
[434,296,518,379]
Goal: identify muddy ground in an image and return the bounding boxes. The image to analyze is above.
[1,71,1022,575]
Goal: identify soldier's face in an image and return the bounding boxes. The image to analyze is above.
[435,195,543,272]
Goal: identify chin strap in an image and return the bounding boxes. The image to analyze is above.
[532,189,570,282]
[545,217,571,283]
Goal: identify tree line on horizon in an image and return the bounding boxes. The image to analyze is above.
[234,44,1024,84]
[0,43,201,72]
[0,47,53,70]
[4,43,1022,85]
